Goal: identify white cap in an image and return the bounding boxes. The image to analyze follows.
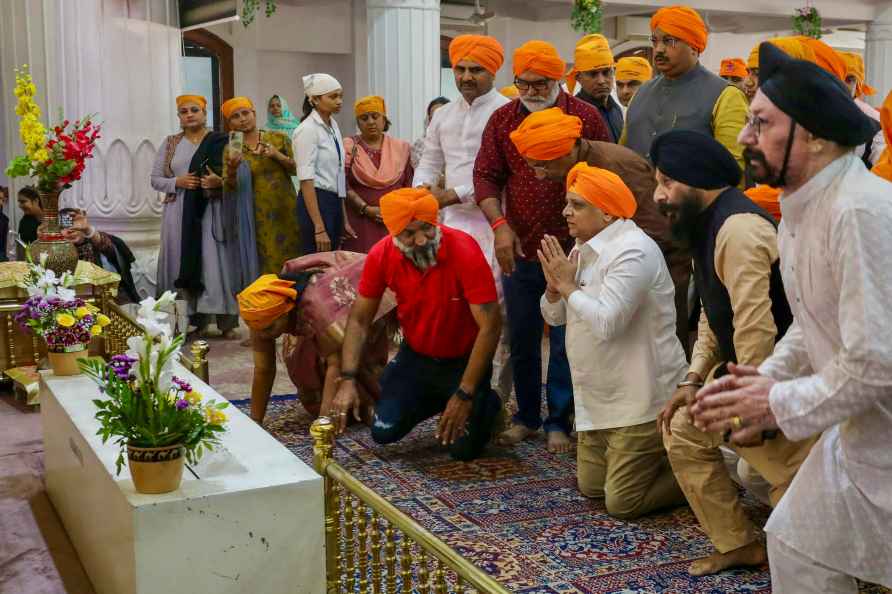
[302,73,342,97]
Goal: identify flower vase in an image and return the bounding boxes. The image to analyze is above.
[47,343,88,376]
[127,443,185,494]
[31,188,78,276]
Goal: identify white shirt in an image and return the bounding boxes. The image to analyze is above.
[759,153,892,585]
[540,219,687,431]
[412,88,509,269]
[292,110,346,196]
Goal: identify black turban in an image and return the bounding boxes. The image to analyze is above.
[650,130,741,190]
[759,42,879,147]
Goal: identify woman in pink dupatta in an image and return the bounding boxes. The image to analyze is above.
[343,96,413,253]
[246,251,396,424]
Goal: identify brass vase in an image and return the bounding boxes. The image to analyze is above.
[31,188,78,276]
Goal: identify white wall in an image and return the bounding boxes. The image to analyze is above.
[204,2,358,133]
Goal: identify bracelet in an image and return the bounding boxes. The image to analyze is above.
[339,370,358,382]
[455,387,473,402]
[360,204,368,216]
[491,217,507,231]
[676,380,703,388]
[315,229,327,235]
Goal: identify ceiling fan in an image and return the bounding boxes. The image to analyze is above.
[468,0,495,26]
[442,0,495,32]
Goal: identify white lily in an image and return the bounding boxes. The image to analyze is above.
[39,252,48,267]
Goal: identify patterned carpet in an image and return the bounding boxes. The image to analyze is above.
[232,394,783,594]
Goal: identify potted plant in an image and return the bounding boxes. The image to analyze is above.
[80,292,229,494]
[15,250,109,375]
[5,65,101,275]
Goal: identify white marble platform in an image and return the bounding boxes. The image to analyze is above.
[41,363,325,594]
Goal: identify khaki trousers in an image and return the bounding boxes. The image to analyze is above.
[577,420,687,520]
[665,407,817,553]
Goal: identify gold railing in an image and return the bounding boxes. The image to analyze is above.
[311,417,510,594]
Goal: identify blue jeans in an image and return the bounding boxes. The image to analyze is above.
[297,187,344,255]
[372,343,502,461]
[502,259,574,434]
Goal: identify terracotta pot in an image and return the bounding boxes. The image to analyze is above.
[31,188,78,276]
[127,443,185,494]
[47,344,88,376]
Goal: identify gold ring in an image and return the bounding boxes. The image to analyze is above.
[731,416,743,430]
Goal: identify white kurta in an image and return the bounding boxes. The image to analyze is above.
[412,88,509,273]
[758,153,892,586]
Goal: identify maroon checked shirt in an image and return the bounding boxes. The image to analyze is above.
[473,92,610,260]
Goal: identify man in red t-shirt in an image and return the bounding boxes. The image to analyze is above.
[473,40,610,453]
[330,188,503,460]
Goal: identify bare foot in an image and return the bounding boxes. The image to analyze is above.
[222,329,241,340]
[688,541,767,576]
[496,423,537,446]
[547,430,573,453]
[239,337,252,347]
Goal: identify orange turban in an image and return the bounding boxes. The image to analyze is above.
[513,40,566,80]
[237,274,298,330]
[651,6,708,53]
[615,57,653,82]
[800,37,847,82]
[355,95,386,117]
[838,51,876,97]
[745,185,782,223]
[379,188,440,236]
[510,108,582,161]
[872,90,892,183]
[176,95,207,110]
[221,97,254,120]
[449,35,505,75]
[747,44,760,70]
[566,162,637,219]
[566,34,615,94]
[500,85,519,98]
[720,58,748,79]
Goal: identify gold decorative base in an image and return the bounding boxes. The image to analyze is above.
[31,235,79,277]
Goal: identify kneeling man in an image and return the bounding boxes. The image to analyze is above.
[539,162,687,519]
[331,188,503,461]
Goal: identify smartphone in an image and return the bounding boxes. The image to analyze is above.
[229,131,244,153]
[59,208,77,229]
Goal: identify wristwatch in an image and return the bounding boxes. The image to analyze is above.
[455,387,473,402]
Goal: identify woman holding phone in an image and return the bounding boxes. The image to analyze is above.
[222,96,302,278]
[151,95,238,337]
[293,73,355,253]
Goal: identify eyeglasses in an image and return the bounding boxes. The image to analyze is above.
[744,113,765,137]
[649,35,680,49]
[514,77,551,92]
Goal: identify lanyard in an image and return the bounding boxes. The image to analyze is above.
[322,121,342,167]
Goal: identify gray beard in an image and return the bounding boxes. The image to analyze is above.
[520,84,561,113]
[393,227,442,271]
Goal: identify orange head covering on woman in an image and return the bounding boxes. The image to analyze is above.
[650,6,708,53]
[510,108,582,161]
[176,94,207,110]
[566,34,614,94]
[566,162,637,219]
[221,97,254,120]
[355,95,386,117]
[615,57,653,82]
[744,185,782,222]
[449,35,505,75]
[872,90,892,183]
[379,188,440,236]
[720,58,748,79]
[838,51,876,97]
[238,274,299,330]
[513,40,566,80]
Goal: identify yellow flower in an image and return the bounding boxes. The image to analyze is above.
[97,314,111,327]
[186,391,203,406]
[76,306,89,319]
[91,325,103,336]
[56,313,76,327]
[206,407,227,425]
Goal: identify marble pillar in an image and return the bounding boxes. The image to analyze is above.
[866,2,892,108]
[366,0,441,143]
[0,0,181,298]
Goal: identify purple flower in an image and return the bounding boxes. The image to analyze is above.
[109,354,137,380]
[172,377,192,393]
[175,399,189,410]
